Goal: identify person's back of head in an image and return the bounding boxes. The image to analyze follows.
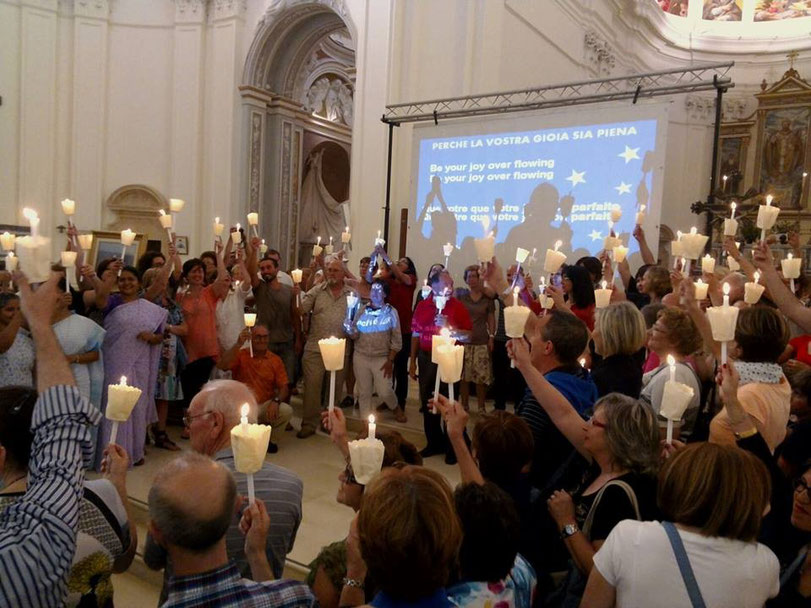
[379,430,423,468]
[644,266,672,299]
[658,442,770,542]
[472,411,533,489]
[599,393,660,476]
[358,466,461,601]
[148,452,237,554]
[194,379,259,430]
[735,306,789,363]
[454,482,521,584]
[640,303,665,329]
[595,302,647,357]
[575,256,602,284]
[541,310,590,365]
[0,386,37,474]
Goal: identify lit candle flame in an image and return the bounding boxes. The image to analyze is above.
[119,376,127,385]
[317,236,321,245]
[640,204,646,212]
[677,230,683,240]
[368,414,375,425]
[513,287,519,300]
[241,403,250,418]
[754,271,760,284]
[579,358,586,367]
[666,354,675,366]
[697,278,705,286]
[690,226,697,235]
[789,252,794,260]
[215,216,220,223]
[554,240,562,252]
[731,202,736,212]
[766,194,773,206]
[22,208,38,221]
[723,282,730,296]
[159,209,166,216]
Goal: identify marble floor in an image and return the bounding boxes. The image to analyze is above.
[109,379,471,606]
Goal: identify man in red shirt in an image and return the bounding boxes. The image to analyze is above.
[410,269,472,463]
[217,325,292,453]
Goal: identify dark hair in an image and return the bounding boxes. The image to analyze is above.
[429,268,449,287]
[96,257,115,276]
[635,263,654,283]
[790,369,811,405]
[454,482,520,583]
[541,310,590,364]
[119,265,141,283]
[562,264,596,309]
[360,256,372,265]
[372,278,391,299]
[641,303,666,329]
[259,256,278,268]
[735,306,789,363]
[0,293,20,308]
[658,442,770,542]
[379,430,422,468]
[182,258,206,278]
[472,411,533,489]
[576,256,602,283]
[401,256,417,277]
[137,251,166,276]
[200,251,217,265]
[426,263,445,284]
[0,386,37,471]
[267,248,281,259]
[463,265,480,282]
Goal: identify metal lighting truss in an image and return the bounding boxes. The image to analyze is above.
[381,62,734,125]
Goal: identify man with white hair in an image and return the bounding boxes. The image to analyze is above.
[146,380,303,584]
[148,452,314,607]
[298,255,352,438]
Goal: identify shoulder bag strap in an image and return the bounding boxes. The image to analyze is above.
[661,521,707,608]
[582,479,641,539]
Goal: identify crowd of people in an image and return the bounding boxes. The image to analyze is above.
[1,220,811,607]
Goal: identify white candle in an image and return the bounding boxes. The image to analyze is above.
[341,226,351,244]
[77,233,93,251]
[158,210,173,238]
[231,402,272,504]
[60,250,77,292]
[368,415,376,440]
[610,205,622,223]
[635,204,646,226]
[443,242,454,258]
[61,198,76,217]
[244,312,256,328]
[431,328,453,412]
[374,230,385,247]
[544,240,567,273]
[474,233,495,264]
[701,254,715,275]
[232,224,243,245]
[106,374,142,441]
[291,268,303,284]
[667,354,676,383]
[662,380,695,444]
[346,292,358,314]
[504,288,531,368]
[0,232,15,251]
[782,252,802,293]
[707,283,738,365]
[4,252,17,272]
[744,271,765,305]
[121,229,136,247]
[312,236,323,257]
[595,279,612,309]
[613,244,628,264]
[319,337,346,412]
[757,195,780,242]
[421,279,431,299]
[694,279,709,300]
[434,294,448,315]
[516,247,530,264]
[247,212,259,237]
[169,198,185,213]
[436,343,464,404]
[22,208,39,240]
[680,227,709,260]
[260,239,268,256]
[213,217,225,237]
[16,234,51,283]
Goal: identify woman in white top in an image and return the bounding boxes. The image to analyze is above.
[0,293,34,388]
[582,441,780,608]
[215,249,253,354]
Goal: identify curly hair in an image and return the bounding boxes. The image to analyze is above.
[656,307,703,356]
[642,266,672,299]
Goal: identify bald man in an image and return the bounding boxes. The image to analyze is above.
[149,453,314,607]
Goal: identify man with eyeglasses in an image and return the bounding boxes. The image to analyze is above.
[217,324,293,453]
[145,379,303,596]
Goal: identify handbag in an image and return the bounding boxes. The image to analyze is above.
[661,521,707,608]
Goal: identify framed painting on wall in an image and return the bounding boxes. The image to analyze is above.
[87,230,147,269]
[716,133,750,196]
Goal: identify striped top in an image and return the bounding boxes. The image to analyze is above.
[164,562,315,608]
[0,385,102,608]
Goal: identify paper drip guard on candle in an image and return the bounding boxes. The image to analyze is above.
[782,253,802,293]
[106,376,142,445]
[595,280,612,309]
[504,290,532,368]
[693,279,709,300]
[661,380,695,444]
[544,240,567,273]
[610,205,622,223]
[319,337,346,412]
[474,233,495,264]
[680,227,709,261]
[431,329,454,412]
[635,204,646,226]
[436,343,464,406]
[613,244,628,264]
[169,198,185,213]
[341,227,352,244]
[312,236,323,257]
[4,253,17,272]
[757,195,780,242]
[78,233,93,250]
[347,435,385,485]
[16,236,52,283]
[0,232,15,251]
[701,254,716,275]
[744,272,765,305]
[231,403,272,504]
[707,283,739,365]
[244,313,257,356]
[60,251,78,291]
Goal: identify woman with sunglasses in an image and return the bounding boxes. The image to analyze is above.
[509,338,660,606]
[306,408,422,608]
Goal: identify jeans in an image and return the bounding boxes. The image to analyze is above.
[269,340,296,386]
[180,356,216,413]
[417,349,457,454]
[491,340,526,410]
[301,348,347,431]
[392,332,411,408]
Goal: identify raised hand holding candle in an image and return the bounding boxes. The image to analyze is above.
[782,252,802,293]
[158,210,173,238]
[319,337,346,412]
[595,279,612,308]
[744,271,765,305]
[169,198,185,214]
[701,254,716,275]
[504,288,532,367]
[694,279,709,300]
[706,282,738,364]
[0,232,15,251]
[341,226,351,244]
[60,251,78,292]
[757,195,780,242]
[231,403,272,504]
[544,240,567,273]
[635,204,646,226]
[106,376,142,445]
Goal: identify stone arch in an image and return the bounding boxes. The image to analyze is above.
[104,184,168,245]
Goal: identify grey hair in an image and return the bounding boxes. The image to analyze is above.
[194,379,258,427]
[596,393,660,476]
[148,452,236,552]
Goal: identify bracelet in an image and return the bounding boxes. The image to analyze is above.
[734,427,758,440]
[342,577,365,590]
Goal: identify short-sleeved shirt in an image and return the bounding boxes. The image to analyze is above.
[387,277,417,333]
[177,286,220,363]
[227,349,289,404]
[593,520,779,608]
[710,379,791,452]
[300,282,351,353]
[254,281,295,343]
[456,292,494,345]
[411,294,473,352]
[447,554,536,608]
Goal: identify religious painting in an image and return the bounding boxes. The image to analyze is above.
[702,0,743,21]
[755,0,811,21]
[717,136,748,195]
[658,0,688,16]
[174,235,189,255]
[87,230,146,269]
[758,107,810,208]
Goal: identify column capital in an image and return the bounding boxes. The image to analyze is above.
[174,0,207,24]
[209,0,246,23]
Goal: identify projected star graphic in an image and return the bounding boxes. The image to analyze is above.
[414,118,657,267]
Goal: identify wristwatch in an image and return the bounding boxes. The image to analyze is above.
[560,523,579,539]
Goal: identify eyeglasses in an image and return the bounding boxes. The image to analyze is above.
[343,463,358,485]
[588,417,608,429]
[182,411,212,427]
[794,478,811,502]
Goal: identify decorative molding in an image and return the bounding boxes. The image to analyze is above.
[209,0,246,22]
[684,95,717,122]
[301,75,353,126]
[583,29,615,76]
[73,0,107,19]
[279,120,293,265]
[248,111,263,211]
[105,184,167,234]
[174,0,207,24]
[19,0,58,10]
[257,0,351,35]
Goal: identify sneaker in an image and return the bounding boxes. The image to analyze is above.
[296,427,316,439]
[267,441,279,454]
